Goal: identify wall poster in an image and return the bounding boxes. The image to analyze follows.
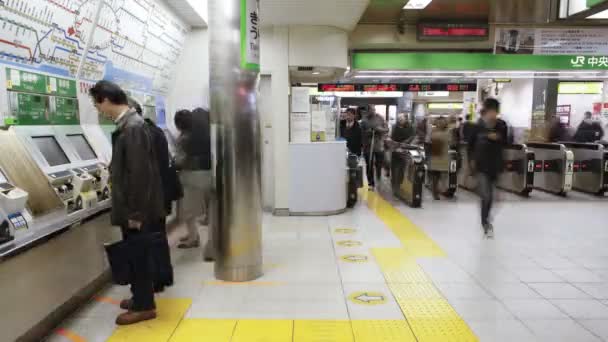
[496,28,608,56]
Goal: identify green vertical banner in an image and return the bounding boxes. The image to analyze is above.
[241,0,260,70]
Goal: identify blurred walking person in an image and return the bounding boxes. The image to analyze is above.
[467,99,508,238]
[174,109,214,259]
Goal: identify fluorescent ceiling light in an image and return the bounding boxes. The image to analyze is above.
[404,0,433,9]
[312,71,321,75]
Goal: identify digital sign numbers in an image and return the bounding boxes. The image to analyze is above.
[318,83,477,92]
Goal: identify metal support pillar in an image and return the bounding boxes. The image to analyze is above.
[209,0,263,281]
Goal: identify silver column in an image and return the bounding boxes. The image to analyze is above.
[209,0,263,281]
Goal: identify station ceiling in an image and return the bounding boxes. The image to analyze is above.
[360,0,489,24]
[358,0,608,25]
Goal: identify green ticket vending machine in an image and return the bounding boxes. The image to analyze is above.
[5,68,79,126]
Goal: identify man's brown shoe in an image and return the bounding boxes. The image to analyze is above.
[119,299,132,310]
[115,310,157,325]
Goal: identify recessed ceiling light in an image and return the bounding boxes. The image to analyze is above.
[403,0,433,9]
[312,71,321,75]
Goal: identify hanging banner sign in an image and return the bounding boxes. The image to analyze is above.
[241,0,260,70]
[495,28,608,56]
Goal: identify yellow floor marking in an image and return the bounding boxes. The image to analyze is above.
[169,319,236,342]
[335,228,357,234]
[55,328,87,342]
[106,298,191,342]
[363,191,479,341]
[231,320,293,342]
[351,320,416,342]
[348,291,388,306]
[366,191,445,257]
[337,240,362,247]
[293,320,353,342]
[340,254,369,263]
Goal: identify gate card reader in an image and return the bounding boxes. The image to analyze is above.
[0,169,29,246]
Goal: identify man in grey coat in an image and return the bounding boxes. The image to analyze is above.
[90,81,165,325]
[360,105,388,190]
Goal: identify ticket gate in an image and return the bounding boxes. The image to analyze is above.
[498,144,535,196]
[457,144,477,191]
[393,145,425,208]
[562,142,608,195]
[527,143,574,196]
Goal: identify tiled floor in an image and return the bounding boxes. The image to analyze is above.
[46,182,608,341]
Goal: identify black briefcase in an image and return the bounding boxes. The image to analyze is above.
[104,239,132,286]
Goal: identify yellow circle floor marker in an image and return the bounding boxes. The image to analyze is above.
[341,255,369,263]
[348,291,387,306]
[337,240,362,247]
[335,228,357,234]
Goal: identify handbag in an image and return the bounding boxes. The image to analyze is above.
[104,239,132,286]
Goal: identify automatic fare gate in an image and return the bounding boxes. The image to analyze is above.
[562,142,608,196]
[497,144,535,196]
[393,145,425,208]
[527,143,574,196]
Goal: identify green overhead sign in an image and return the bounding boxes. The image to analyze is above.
[352,53,608,71]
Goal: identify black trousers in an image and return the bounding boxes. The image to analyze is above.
[121,226,156,312]
[364,152,384,187]
[476,173,496,226]
[148,218,174,289]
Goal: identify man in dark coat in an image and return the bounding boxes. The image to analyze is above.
[467,98,508,239]
[128,98,175,293]
[90,81,165,325]
[574,111,604,143]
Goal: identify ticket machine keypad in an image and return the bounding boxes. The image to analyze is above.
[8,214,27,231]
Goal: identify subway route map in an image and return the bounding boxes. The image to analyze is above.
[0,0,188,93]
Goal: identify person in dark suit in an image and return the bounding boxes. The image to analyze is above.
[341,108,362,156]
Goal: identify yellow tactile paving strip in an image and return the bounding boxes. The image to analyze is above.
[365,191,479,342]
[351,320,417,342]
[365,191,445,257]
[106,298,192,342]
[55,189,479,342]
[231,320,293,342]
[167,319,419,342]
[169,319,236,342]
[294,320,353,341]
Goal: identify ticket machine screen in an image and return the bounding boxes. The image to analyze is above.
[33,136,70,167]
[67,134,97,161]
